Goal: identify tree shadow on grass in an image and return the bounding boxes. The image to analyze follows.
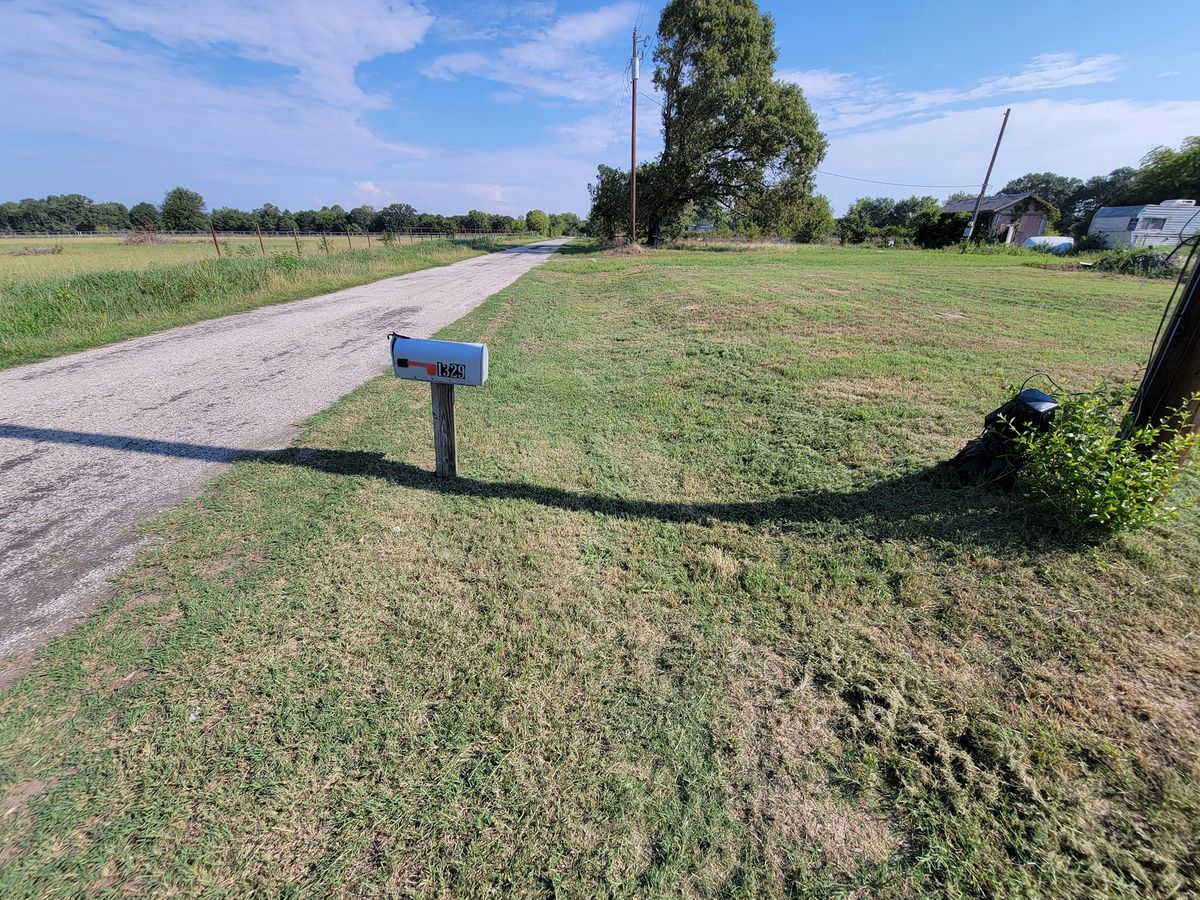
[270,446,1084,557]
[550,240,602,256]
[0,424,1084,558]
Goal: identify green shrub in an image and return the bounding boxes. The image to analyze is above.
[1071,233,1107,253]
[1093,247,1178,278]
[1012,382,1197,532]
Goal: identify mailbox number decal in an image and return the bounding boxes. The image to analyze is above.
[396,357,467,380]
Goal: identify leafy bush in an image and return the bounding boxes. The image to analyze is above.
[948,243,1038,256]
[1093,247,1178,278]
[1071,233,1107,253]
[1013,382,1197,532]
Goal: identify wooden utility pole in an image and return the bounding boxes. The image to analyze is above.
[963,108,1011,244]
[430,383,457,477]
[630,27,638,244]
[1132,251,1200,451]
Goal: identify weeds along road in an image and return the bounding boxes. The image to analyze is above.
[0,239,568,658]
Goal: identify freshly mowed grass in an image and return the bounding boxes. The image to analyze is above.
[1,243,1197,896]
[0,237,535,369]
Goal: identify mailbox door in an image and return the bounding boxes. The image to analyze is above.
[390,335,488,386]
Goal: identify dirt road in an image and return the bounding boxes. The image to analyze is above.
[0,239,567,658]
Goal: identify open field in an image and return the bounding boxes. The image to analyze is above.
[0,236,538,369]
[1,243,1196,896]
[0,234,531,282]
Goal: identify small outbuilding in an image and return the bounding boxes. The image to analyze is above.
[940,192,1055,245]
[1087,199,1199,248]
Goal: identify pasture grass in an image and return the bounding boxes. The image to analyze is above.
[1,243,1197,896]
[0,237,536,369]
[0,234,511,281]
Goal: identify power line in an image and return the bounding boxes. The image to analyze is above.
[815,169,981,190]
[605,60,631,149]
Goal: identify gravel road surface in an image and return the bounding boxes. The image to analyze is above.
[0,239,567,658]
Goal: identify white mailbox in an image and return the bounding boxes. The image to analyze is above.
[389,334,488,386]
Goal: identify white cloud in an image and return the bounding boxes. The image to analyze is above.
[818,98,1200,213]
[0,1,432,175]
[975,52,1121,95]
[424,2,637,102]
[781,52,1123,133]
[86,0,432,107]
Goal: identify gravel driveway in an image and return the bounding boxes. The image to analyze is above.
[0,239,567,658]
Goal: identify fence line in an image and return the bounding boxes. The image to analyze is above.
[0,229,543,240]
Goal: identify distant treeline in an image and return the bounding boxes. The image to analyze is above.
[0,187,584,237]
[837,135,1199,246]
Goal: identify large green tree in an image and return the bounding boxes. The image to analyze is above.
[375,203,417,232]
[1000,172,1083,216]
[649,0,826,242]
[87,201,130,231]
[160,187,208,231]
[45,194,93,232]
[837,195,945,246]
[525,209,550,236]
[1131,136,1200,204]
[586,164,655,241]
[1064,168,1138,237]
[253,203,285,232]
[348,205,376,232]
[129,202,160,230]
[210,207,255,231]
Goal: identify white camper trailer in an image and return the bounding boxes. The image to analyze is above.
[1088,199,1199,248]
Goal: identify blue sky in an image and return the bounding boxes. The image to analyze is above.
[1,1,1197,216]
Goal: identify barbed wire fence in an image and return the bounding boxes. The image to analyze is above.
[0,228,548,259]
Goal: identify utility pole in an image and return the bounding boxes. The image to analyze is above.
[962,108,1011,244]
[1132,249,1200,453]
[630,27,639,244]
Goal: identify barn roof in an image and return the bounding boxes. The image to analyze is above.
[940,192,1054,214]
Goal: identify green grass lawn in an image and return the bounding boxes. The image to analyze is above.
[1,243,1196,897]
[0,236,537,369]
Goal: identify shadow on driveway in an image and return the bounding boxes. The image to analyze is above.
[1,423,1082,555]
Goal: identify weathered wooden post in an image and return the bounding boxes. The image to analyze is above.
[430,382,457,477]
[388,334,489,478]
[255,223,266,256]
[209,221,221,258]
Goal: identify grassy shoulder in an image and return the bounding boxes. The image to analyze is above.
[0,237,535,369]
[1,243,1197,896]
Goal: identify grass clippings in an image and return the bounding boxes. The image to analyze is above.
[1,241,1197,896]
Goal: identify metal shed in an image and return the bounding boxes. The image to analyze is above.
[1087,199,1200,248]
[940,193,1054,245]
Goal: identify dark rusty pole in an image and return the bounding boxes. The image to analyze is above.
[1132,251,1200,455]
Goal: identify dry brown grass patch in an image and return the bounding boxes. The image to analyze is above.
[724,642,900,873]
